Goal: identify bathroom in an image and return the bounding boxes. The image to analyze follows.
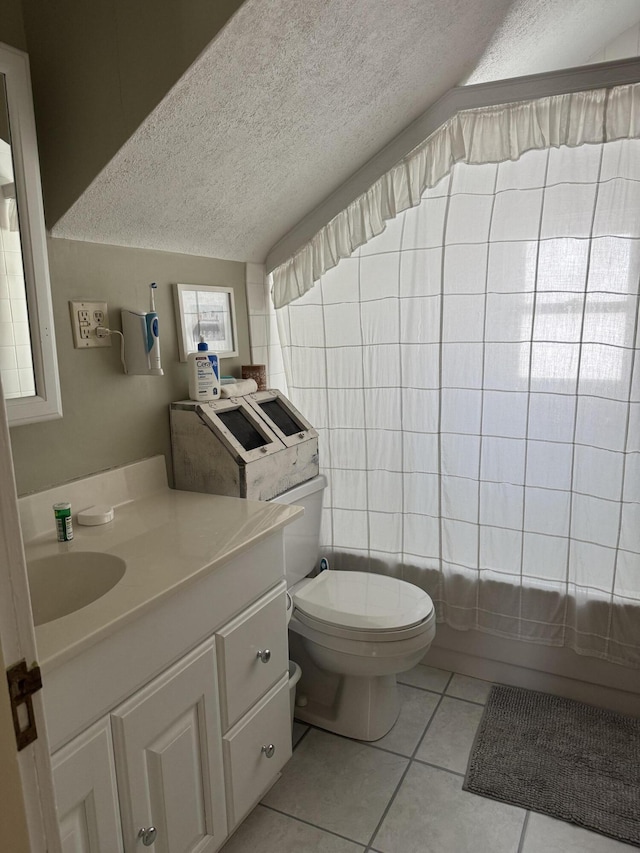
[0,1,639,851]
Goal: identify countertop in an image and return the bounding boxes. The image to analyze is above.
[25,488,302,672]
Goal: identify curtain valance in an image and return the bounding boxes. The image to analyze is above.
[271,83,640,309]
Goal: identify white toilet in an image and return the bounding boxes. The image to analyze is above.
[272,474,436,741]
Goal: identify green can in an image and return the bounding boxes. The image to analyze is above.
[53,502,73,542]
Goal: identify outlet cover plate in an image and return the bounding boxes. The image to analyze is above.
[69,301,111,348]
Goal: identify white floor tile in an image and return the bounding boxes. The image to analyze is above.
[369,684,440,757]
[262,728,408,844]
[415,695,484,774]
[521,812,638,852]
[372,762,525,853]
[256,671,633,853]
[445,673,493,704]
[220,805,365,852]
[397,663,452,693]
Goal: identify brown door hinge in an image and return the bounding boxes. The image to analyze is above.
[7,659,43,750]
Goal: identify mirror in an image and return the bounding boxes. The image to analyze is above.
[0,42,61,426]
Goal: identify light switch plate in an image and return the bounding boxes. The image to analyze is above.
[69,301,111,348]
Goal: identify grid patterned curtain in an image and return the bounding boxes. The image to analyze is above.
[275,138,640,668]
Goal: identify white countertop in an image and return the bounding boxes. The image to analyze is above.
[25,487,302,672]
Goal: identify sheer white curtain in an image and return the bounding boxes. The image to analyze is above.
[275,136,640,667]
[272,85,640,309]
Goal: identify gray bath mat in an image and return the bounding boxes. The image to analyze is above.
[463,684,640,847]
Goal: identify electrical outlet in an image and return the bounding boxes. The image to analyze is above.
[69,301,111,348]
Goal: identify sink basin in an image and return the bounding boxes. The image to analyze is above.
[27,552,127,626]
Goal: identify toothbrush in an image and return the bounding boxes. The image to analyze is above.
[146,282,163,375]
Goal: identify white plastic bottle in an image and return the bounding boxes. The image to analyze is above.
[188,337,220,401]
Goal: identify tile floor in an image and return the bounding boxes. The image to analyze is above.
[221,664,636,853]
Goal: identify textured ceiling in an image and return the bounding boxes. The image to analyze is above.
[51,0,640,264]
[465,0,640,83]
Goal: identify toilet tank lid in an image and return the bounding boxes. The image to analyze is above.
[271,473,327,505]
[293,570,433,630]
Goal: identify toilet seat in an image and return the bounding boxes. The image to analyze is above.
[292,570,434,633]
[292,606,435,645]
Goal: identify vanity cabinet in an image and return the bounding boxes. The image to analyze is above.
[47,546,292,853]
[111,637,227,853]
[51,718,123,853]
[52,639,228,853]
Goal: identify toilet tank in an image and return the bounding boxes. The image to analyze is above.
[270,474,327,587]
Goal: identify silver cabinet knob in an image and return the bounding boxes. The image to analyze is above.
[256,649,271,663]
[261,744,275,758]
[138,826,157,846]
[298,431,305,438]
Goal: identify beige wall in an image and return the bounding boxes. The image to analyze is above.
[0,0,26,144]
[0,0,17,147]
[1,4,252,495]
[22,0,245,227]
[10,238,248,495]
[0,0,26,52]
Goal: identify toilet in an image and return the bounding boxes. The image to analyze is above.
[272,474,436,741]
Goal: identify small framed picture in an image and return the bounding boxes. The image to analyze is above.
[174,283,239,362]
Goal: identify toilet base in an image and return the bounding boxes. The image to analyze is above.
[289,631,400,741]
[295,674,400,741]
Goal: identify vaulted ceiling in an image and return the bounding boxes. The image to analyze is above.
[49,0,640,264]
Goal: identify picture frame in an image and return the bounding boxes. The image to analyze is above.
[174,283,239,362]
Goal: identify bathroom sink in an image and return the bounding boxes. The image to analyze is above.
[27,552,127,626]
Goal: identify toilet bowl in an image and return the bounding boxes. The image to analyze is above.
[272,475,436,741]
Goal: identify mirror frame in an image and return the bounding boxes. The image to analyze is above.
[0,42,61,426]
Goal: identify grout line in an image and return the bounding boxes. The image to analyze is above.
[287,671,489,851]
[260,803,367,847]
[365,688,451,850]
[396,680,450,695]
[361,741,417,760]
[516,810,531,853]
[300,710,477,769]
[411,756,466,777]
[363,755,414,851]
[441,693,489,708]
[396,666,456,696]
[366,697,485,759]
[365,671,496,850]
[412,686,451,758]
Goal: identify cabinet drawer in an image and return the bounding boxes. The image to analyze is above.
[223,675,291,828]
[217,581,288,729]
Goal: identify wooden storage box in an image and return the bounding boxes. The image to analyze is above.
[170,394,318,501]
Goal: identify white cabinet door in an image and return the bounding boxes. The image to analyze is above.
[111,638,227,853]
[51,718,123,853]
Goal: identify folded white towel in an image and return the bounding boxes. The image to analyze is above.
[220,378,258,398]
